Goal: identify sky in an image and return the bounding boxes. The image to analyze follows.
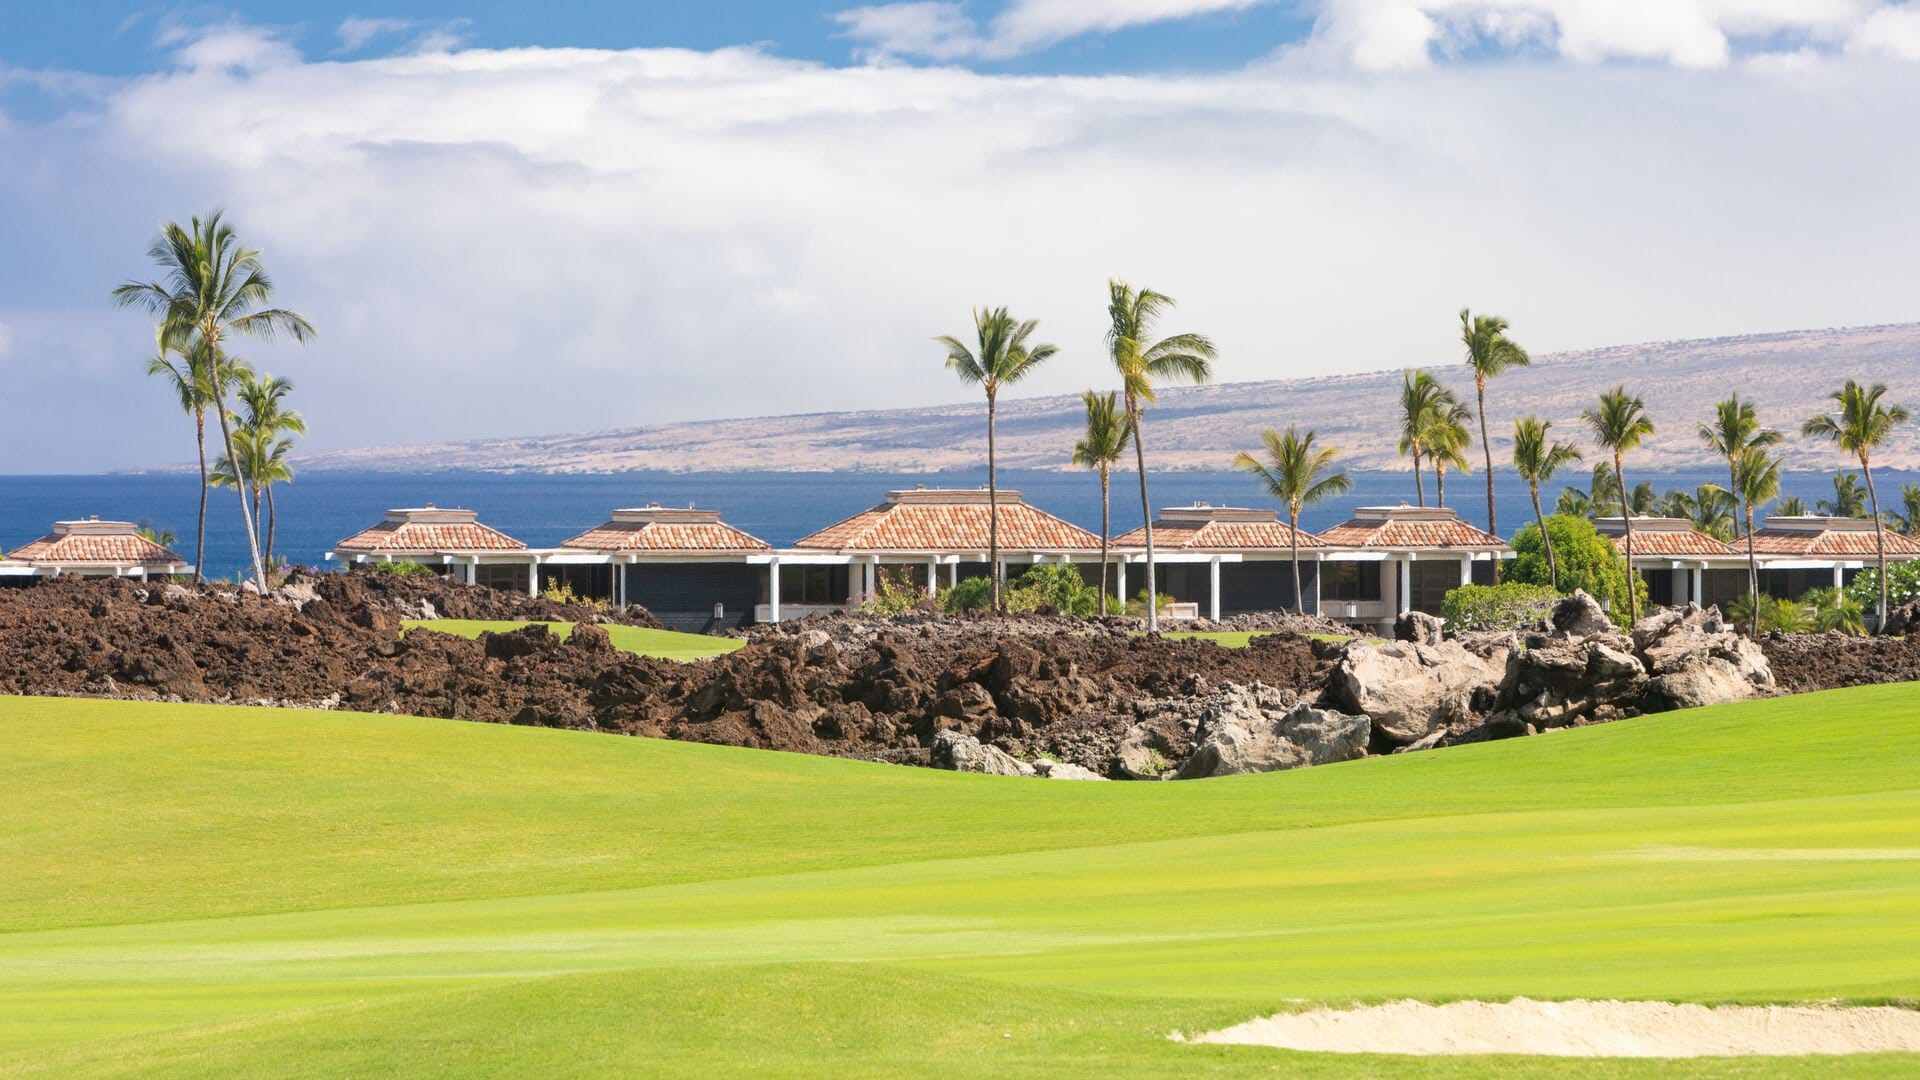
[2,2,1919,472]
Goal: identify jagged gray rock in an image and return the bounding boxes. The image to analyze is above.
[1551,590,1614,638]
[1329,639,1505,745]
[1173,699,1369,779]
[930,730,1035,777]
[1395,610,1446,645]
[1033,759,1108,781]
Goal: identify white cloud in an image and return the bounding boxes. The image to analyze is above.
[1849,5,1920,58]
[336,16,473,55]
[0,319,12,361]
[839,0,1269,60]
[8,32,1920,469]
[835,2,989,60]
[159,22,301,73]
[337,17,418,53]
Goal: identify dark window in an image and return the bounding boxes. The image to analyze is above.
[775,565,850,605]
[1409,560,1458,615]
[1321,561,1381,602]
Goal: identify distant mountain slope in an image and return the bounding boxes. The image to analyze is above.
[300,322,1920,474]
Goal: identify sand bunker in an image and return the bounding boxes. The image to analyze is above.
[1186,998,1920,1057]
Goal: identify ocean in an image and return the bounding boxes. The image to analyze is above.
[0,468,1895,581]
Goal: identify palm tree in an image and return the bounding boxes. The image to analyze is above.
[1582,386,1655,625]
[1234,426,1350,615]
[1889,483,1920,536]
[1512,416,1581,589]
[937,307,1058,612]
[1554,486,1593,519]
[113,211,314,591]
[1804,587,1866,636]
[1697,395,1780,539]
[212,369,305,569]
[143,332,228,583]
[1816,472,1869,518]
[1397,370,1447,507]
[1804,380,1911,629]
[1071,390,1130,616]
[1427,397,1473,508]
[136,522,178,548]
[1775,495,1807,517]
[1106,281,1216,633]
[1660,484,1735,541]
[1460,309,1530,570]
[1732,445,1783,637]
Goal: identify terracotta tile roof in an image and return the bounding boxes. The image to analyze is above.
[564,508,769,553]
[333,508,525,555]
[1317,507,1506,550]
[9,521,188,567]
[1114,506,1324,550]
[795,488,1100,552]
[1594,518,1740,558]
[1745,517,1920,558]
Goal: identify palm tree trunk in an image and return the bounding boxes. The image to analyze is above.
[1864,453,1888,631]
[1531,482,1557,590]
[1728,456,1741,539]
[1745,503,1760,639]
[1412,445,1426,507]
[1476,376,1499,582]
[1098,467,1111,617]
[193,410,209,585]
[1131,402,1157,633]
[986,389,1001,614]
[208,347,267,592]
[1289,511,1303,616]
[1436,464,1447,508]
[265,484,278,568]
[251,487,264,565]
[1617,452,1638,625]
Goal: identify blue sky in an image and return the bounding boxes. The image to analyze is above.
[3,2,1920,471]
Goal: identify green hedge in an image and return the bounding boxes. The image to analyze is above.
[1441,582,1561,631]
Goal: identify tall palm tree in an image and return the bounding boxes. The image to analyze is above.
[937,307,1057,612]
[1659,485,1736,541]
[1582,386,1655,625]
[1697,395,1780,539]
[1554,486,1593,519]
[1512,416,1581,589]
[1775,495,1807,517]
[1804,380,1911,629]
[1888,483,1920,536]
[1460,309,1530,572]
[1816,472,1869,518]
[113,211,314,591]
[1397,370,1447,507]
[1427,397,1473,508]
[1731,445,1783,638]
[212,368,305,569]
[1106,280,1216,632]
[1234,425,1350,615]
[1071,390,1131,616]
[143,332,229,583]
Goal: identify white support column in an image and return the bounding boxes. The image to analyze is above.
[1115,559,1127,605]
[862,559,876,602]
[768,557,781,623]
[1671,566,1687,606]
[528,558,539,597]
[464,560,476,586]
[927,557,939,597]
[1209,556,1222,622]
[1459,556,1472,588]
[1398,556,1412,616]
[1311,556,1322,616]
[948,560,958,588]
[614,561,625,610]
[1833,564,1845,590]
[1691,566,1703,606]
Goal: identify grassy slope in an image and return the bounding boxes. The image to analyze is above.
[403,619,744,659]
[1,688,1917,1077]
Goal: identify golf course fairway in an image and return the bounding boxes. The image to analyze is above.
[2,684,1917,1077]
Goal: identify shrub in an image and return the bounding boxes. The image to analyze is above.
[1843,561,1920,611]
[1125,590,1176,618]
[1804,587,1866,636]
[541,579,608,610]
[861,568,930,616]
[940,576,993,614]
[1440,582,1560,631]
[1508,514,1646,628]
[372,560,434,577]
[1005,563,1099,618]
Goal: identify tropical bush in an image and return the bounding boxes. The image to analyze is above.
[1005,564,1100,618]
[1803,587,1867,635]
[1843,561,1920,611]
[1125,589,1176,617]
[1507,514,1645,628]
[372,560,434,577]
[861,569,930,617]
[1729,593,1812,634]
[1440,582,1560,631]
[541,579,608,610]
[940,576,994,614]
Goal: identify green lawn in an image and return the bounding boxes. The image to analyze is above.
[403,618,744,660]
[1,687,1917,1077]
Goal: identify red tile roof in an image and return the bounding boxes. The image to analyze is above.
[1745,517,1920,558]
[9,521,189,567]
[1594,518,1739,558]
[564,507,769,553]
[1114,506,1324,550]
[333,508,525,555]
[1316,507,1506,550]
[795,488,1100,552]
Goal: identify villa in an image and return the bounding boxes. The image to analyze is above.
[1113,504,1326,620]
[328,506,531,590]
[1594,516,1750,610]
[1741,515,1920,599]
[3,518,193,580]
[1314,506,1506,631]
[558,505,772,631]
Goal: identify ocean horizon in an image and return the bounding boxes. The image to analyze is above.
[1,467,1899,581]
